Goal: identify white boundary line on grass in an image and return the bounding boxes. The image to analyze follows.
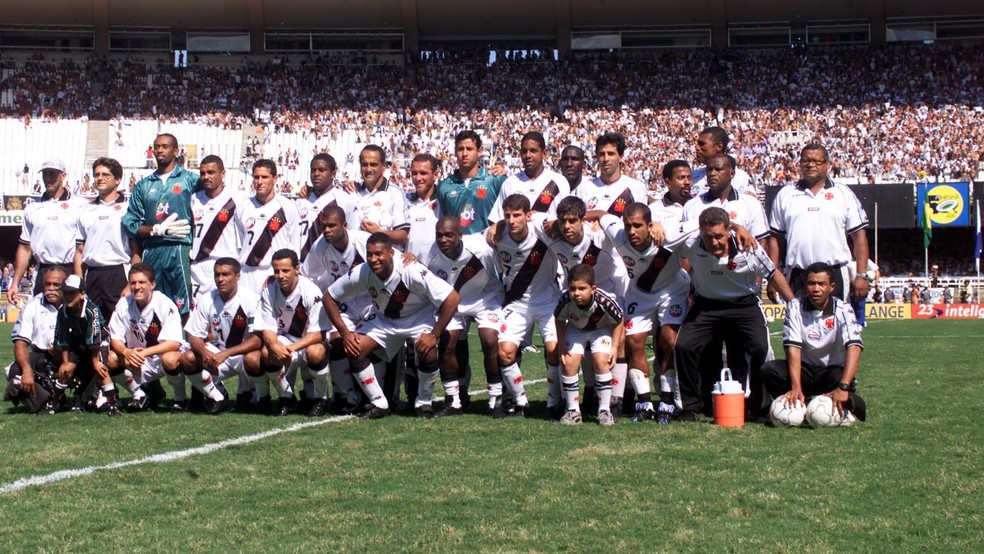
[0,378,549,495]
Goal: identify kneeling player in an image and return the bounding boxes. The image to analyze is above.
[760,262,867,424]
[555,265,624,425]
[256,249,331,416]
[107,264,184,412]
[323,233,460,419]
[180,257,263,414]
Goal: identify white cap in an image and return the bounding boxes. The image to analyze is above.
[40,158,66,173]
[61,274,83,292]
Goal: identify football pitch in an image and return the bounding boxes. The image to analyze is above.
[0,319,981,552]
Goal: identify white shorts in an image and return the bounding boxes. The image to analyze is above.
[625,269,689,336]
[447,305,501,333]
[204,342,246,381]
[497,303,557,346]
[190,259,216,302]
[564,326,615,357]
[358,310,437,361]
[335,296,372,332]
[274,334,314,382]
[240,266,272,296]
[136,356,165,384]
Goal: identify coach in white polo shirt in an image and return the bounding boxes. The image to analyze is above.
[75,157,138,322]
[767,143,870,302]
[9,157,84,305]
[760,262,866,423]
[668,207,794,421]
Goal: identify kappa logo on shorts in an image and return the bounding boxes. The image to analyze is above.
[669,304,683,318]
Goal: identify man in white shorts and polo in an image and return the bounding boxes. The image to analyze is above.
[323,232,460,419]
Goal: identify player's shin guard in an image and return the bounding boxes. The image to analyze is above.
[661,368,682,409]
[166,371,187,402]
[249,372,270,397]
[329,357,356,403]
[265,365,292,398]
[546,363,561,409]
[611,360,628,400]
[113,369,143,398]
[500,362,528,407]
[415,359,439,408]
[561,374,580,412]
[351,357,388,409]
[595,372,613,413]
[310,358,331,400]
[442,379,461,409]
[188,370,224,402]
[629,368,653,409]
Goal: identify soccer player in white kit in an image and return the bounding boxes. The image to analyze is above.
[555,264,624,426]
[106,264,184,412]
[573,132,648,219]
[189,155,249,301]
[180,257,263,415]
[489,131,569,223]
[425,215,504,417]
[255,249,331,416]
[353,145,410,246]
[302,205,371,413]
[297,153,359,265]
[493,194,563,417]
[323,233,460,419]
[236,159,300,293]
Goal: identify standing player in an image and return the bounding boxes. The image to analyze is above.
[406,154,442,259]
[555,264,624,425]
[650,160,692,225]
[436,130,507,234]
[121,134,197,315]
[297,153,359,264]
[426,215,504,417]
[573,133,647,218]
[180,257,264,415]
[490,132,569,222]
[354,145,410,246]
[9,157,84,305]
[494,194,563,417]
[75,157,138,323]
[682,155,769,241]
[236,159,300,293]
[255,249,330,416]
[106,264,184,412]
[323,233,460,419]
[189,155,249,300]
[689,127,755,197]
[558,145,588,194]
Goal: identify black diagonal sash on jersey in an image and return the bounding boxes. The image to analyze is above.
[582,306,607,332]
[452,254,485,292]
[144,314,162,347]
[531,180,561,212]
[287,300,309,338]
[503,240,549,306]
[635,248,672,292]
[581,242,601,267]
[383,282,411,319]
[300,199,338,262]
[195,198,238,262]
[226,305,249,347]
[607,187,634,216]
[246,207,288,267]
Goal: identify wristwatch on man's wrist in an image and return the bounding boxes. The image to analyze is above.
[837,382,850,392]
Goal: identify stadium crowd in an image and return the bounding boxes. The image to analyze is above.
[2,42,984,190]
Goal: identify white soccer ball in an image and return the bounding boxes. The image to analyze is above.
[769,397,807,427]
[361,205,393,231]
[806,395,845,428]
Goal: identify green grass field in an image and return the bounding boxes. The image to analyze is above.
[0,319,982,552]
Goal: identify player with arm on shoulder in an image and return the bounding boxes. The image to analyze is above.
[554,264,624,426]
[180,257,263,415]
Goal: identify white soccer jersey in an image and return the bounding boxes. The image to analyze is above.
[20,190,86,264]
[573,175,647,217]
[543,219,627,297]
[236,194,300,270]
[185,287,263,350]
[672,231,776,301]
[769,180,869,269]
[77,195,131,267]
[190,187,248,263]
[554,289,623,331]
[682,187,769,240]
[354,179,410,232]
[257,275,329,341]
[303,230,370,291]
[782,295,863,367]
[599,214,684,294]
[489,169,570,222]
[328,254,453,322]
[11,294,59,350]
[649,195,685,226]
[495,221,561,310]
[296,187,360,263]
[108,292,184,348]
[425,234,502,313]
[406,193,440,259]
[691,166,755,198]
